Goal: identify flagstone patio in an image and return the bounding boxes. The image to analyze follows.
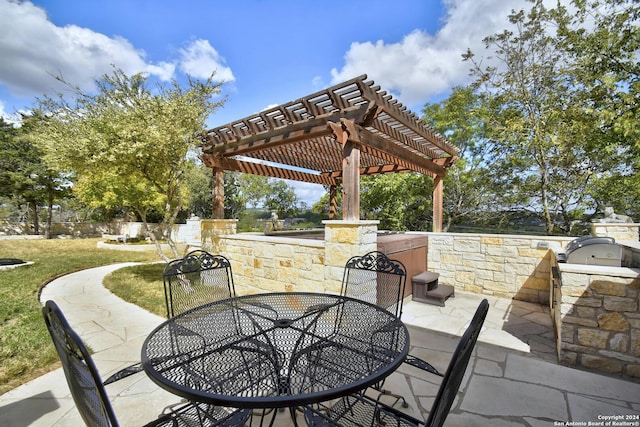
[0,264,638,426]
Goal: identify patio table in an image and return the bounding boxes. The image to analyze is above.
[141,292,409,413]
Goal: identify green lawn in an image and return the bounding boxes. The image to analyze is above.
[103,262,167,317]
[0,238,164,395]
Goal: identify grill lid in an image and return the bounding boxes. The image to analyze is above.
[558,235,621,267]
[565,236,615,255]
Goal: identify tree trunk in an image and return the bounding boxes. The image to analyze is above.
[44,192,54,239]
[540,171,554,235]
[30,201,40,235]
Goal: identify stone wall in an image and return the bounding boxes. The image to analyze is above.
[214,233,327,294]
[0,220,199,243]
[0,221,110,237]
[201,219,378,295]
[202,226,577,304]
[556,262,640,379]
[198,221,640,379]
[424,232,572,304]
[591,222,640,242]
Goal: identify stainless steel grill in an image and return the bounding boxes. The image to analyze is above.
[557,236,622,267]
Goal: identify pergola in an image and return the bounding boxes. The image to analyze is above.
[199,75,459,231]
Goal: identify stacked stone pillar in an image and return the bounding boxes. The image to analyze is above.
[322,220,379,293]
[557,265,640,379]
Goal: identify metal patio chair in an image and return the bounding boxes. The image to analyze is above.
[339,251,409,407]
[304,298,490,427]
[341,251,407,319]
[103,251,237,384]
[163,250,236,318]
[42,300,251,427]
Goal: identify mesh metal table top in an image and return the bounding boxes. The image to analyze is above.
[142,292,409,409]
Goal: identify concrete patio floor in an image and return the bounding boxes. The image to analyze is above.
[0,264,638,426]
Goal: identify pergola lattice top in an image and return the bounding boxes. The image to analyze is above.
[199,75,459,229]
[199,75,459,186]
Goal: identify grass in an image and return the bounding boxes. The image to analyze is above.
[0,238,165,395]
[102,263,167,317]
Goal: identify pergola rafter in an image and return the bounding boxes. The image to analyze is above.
[199,75,459,231]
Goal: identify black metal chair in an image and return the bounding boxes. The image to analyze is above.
[340,251,408,407]
[42,300,251,427]
[341,251,407,319]
[163,250,236,318]
[304,299,490,427]
[103,251,237,384]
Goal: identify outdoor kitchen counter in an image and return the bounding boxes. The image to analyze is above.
[556,262,640,277]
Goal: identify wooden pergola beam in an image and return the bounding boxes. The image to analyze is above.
[212,167,224,219]
[357,79,459,157]
[201,154,335,186]
[323,164,410,179]
[357,127,446,177]
[202,105,371,157]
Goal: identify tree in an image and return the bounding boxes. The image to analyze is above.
[0,115,70,238]
[222,172,247,220]
[181,162,246,220]
[463,0,627,235]
[263,180,299,218]
[554,0,640,222]
[182,160,214,219]
[33,68,225,258]
[235,174,301,218]
[238,175,273,209]
[422,87,499,231]
[360,173,433,231]
[0,117,19,199]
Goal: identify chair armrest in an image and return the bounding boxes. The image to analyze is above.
[404,354,444,377]
[103,362,143,385]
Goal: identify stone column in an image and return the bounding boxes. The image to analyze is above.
[201,219,237,253]
[591,223,640,242]
[323,220,379,292]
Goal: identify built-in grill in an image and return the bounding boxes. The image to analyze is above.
[557,236,622,267]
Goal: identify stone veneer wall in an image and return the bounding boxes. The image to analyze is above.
[203,226,574,304]
[424,232,571,304]
[201,219,378,295]
[591,222,640,242]
[0,221,109,237]
[555,262,640,378]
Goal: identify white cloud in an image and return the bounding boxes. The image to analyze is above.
[0,1,230,99]
[286,181,326,206]
[330,0,532,107]
[311,75,325,89]
[0,99,24,125]
[178,39,235,82]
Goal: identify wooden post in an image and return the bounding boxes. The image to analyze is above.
[342,141,360,220]
[212,167,224,219]
[433,175,443,232]
[330,119,361,221]
[329,184,337,219]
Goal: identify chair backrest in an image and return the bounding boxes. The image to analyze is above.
[341,251,407,318]
[163,250,235,318]
[42,300,119,427]
[425,299,489,427]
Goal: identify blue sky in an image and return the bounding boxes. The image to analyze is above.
[0,0,534,205]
